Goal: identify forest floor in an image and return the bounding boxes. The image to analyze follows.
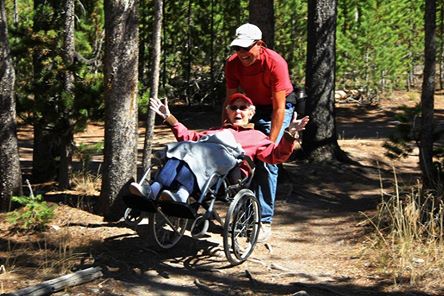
[1,91,444,296]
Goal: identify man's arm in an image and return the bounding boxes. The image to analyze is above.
[256,112,309,164]
[269,90,287,142]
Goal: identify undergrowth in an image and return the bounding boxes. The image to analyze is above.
[363,169,444,291]
[71,172,101,196]
[7,194,55,232]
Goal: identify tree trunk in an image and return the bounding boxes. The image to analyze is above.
[32,0,58,183]
[58,0,76,189]
[142,0,163,174]
[138,0,148,93]
[210,0,215,106]
[249,0,275,49]
[184,0,192,105]
[419,0,436,189]
[0,0,22,211]
[96,0,139,221]
[439,2,443,90]
[13,0,18,24]
[303,0,344,162]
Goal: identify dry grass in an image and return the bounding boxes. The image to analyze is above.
[71,172,101,197]
[0,207,91,293]
[363,169,444,292]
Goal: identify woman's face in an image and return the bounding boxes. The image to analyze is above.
[235,42,260,67]
[226,99,254,127]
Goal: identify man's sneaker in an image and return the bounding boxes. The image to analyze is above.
[129,182,152,199]
[158,190,180,202]
[257,223,272,242]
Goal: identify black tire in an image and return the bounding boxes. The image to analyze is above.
[223,189,260,265]
[123,208,143,227]
[149,209,188,249]
[190,215,210,238]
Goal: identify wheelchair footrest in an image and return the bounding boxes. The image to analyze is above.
[159,201,197,219]
[122,194,157,212]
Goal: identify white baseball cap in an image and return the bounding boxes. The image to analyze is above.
[230,23,262,48]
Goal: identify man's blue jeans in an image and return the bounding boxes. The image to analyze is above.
[252,104,294,223]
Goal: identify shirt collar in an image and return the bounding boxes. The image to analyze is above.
[223,122,255,130]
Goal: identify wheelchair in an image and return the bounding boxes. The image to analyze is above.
[122,155,261,265]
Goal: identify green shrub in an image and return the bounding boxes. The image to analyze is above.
[7,194,55,232]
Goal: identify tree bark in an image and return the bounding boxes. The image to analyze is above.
[249,0,275,49]
[58,0,76,189]
[142,0,163,173]
[303,0,344,162]
[184,0,192,105]
[0,0,22,212]
[96,0,139,221]
[419,0,436,189]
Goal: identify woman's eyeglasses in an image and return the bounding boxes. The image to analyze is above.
[226,105,249,111]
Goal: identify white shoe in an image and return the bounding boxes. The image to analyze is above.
[129,182,152,198]
[257,223,272,242]
[158,190,180,202]
[158,189,190,203]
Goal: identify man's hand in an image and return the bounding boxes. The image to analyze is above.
[150,97,171,119]
[287,112,309,138]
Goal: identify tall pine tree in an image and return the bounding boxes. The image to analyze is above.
[96,0,139,221]
[0,0,22,211]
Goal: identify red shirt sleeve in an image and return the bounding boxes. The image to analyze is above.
[255,136,294,164]
[170,122,204,141]
[267,51,293,93]
[225,54,240,90]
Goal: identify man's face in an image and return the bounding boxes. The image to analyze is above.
[233,42,260,67]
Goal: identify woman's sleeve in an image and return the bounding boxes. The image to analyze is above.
[255,132,296,164]
[170,121,203,141]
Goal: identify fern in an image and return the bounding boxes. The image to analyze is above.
[7,194,55,232]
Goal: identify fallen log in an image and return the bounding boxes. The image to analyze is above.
[1,266,103,296]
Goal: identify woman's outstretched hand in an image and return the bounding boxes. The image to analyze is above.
[150,97,171,119]
[287,112,309,138]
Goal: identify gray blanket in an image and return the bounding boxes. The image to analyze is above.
[166,129,245,190]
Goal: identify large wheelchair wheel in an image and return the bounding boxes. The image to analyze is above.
[223,189,260,265]
[149,208,188,249]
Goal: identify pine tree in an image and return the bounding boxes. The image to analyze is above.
[304,0,344,162]
[96,0,139,221]
[0,0,22,211]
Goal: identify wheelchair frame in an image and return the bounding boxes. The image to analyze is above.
[123,156,261,265]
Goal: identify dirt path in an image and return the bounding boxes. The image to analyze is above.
[1,93,443,296]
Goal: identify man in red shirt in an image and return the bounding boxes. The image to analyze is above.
[224,23,298,242]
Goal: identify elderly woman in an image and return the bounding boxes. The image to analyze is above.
[130,93,309,207]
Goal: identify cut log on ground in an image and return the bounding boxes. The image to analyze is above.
[1,266,103,296]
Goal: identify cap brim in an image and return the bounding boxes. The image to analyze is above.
[230,38,255,48]
[228,93,253,105]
